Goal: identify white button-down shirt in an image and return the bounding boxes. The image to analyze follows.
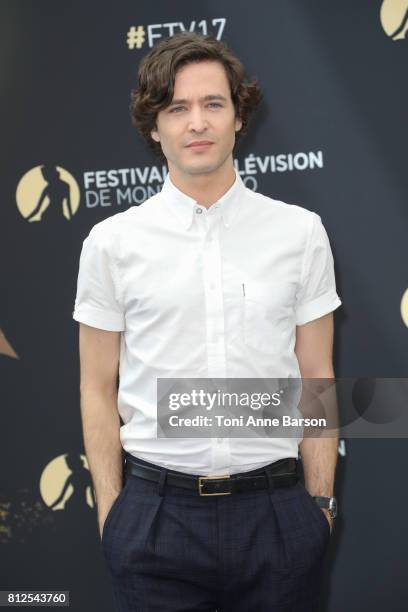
[73,168,341,475]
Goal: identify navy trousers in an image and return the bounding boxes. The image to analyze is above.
[101,455,331,611]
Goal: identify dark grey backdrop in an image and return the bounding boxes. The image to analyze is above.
[1,1,407,610]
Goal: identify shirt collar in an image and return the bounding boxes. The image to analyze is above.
[160,167,245,230]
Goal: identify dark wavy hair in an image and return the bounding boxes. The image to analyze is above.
[129,32,262,160]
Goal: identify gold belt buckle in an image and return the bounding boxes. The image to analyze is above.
[198,474,231,496]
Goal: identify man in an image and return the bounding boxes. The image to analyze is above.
[73,31,341,611]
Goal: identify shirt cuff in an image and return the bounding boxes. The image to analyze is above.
[295,291,342,326]
[72,305,125,331]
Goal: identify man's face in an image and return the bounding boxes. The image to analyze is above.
[151,60,242,177]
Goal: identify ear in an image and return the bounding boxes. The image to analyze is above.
[151,127,160,143]
[235,116,242,132]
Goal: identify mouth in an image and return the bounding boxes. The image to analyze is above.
[186,141,214,149]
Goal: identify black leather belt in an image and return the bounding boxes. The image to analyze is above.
[125,455,299,496]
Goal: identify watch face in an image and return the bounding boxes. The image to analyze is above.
[329,497,337,518]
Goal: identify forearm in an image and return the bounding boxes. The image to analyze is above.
[298,434,338,497]
[80,389,123,525]
[297,364,339,496]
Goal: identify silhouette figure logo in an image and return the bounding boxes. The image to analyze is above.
[16,165,80,222]
[40,453,95,511]
[380,0,408,40]
[401,288,408,327]
[0,328,18,359]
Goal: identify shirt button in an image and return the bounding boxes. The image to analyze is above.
[195,207,203,214]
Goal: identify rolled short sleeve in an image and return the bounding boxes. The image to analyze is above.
[72,225,125,331]
[295,213,342,325]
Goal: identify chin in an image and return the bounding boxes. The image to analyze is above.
[184,156,224,174]
[191,166,220,176]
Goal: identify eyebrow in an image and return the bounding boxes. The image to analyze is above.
[168,94,228,107]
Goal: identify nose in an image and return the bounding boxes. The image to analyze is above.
[188,106,208,133]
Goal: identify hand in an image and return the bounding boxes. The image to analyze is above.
[98,490,123,540]
[98,504,114,541]
[321,507,334,534]
[98,515,106,540]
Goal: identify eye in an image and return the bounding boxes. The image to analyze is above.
[169,106,185,113]
[208,102,223,108]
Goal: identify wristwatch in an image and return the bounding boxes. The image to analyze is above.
[313,496,337,519]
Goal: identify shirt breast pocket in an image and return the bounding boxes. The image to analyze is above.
[242,281,296,355]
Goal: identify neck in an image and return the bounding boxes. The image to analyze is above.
[167,158,236,209]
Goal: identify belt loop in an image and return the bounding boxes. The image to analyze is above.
[264,467,275,493]
[157,468,168,496]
